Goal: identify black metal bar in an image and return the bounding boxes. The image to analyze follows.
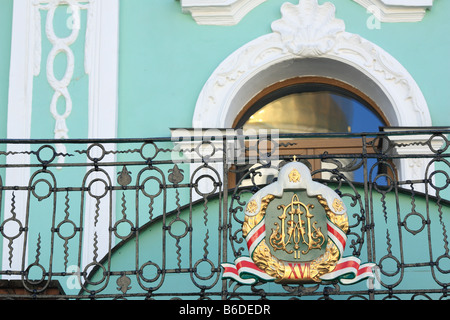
[0,130,448,299]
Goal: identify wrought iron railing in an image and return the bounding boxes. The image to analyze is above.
[0,129,449,300]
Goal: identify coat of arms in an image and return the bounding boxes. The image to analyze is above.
[222,161,375,285]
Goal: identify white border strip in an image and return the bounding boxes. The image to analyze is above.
[3,0,35,279]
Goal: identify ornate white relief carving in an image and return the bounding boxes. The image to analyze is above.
[193,0,431,130]
[271,0,345,57]
[180,0,266,25]
[192,0,432,188]
[353,0,434,23]
[33,0,95,162]
[5,0,119,277]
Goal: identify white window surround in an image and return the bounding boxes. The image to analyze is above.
[188,0,433,191]
[380,0,433,4]
[180,0,434,25]
[180,0,267,25]
[3,0,119,277]
[354,0,434,22]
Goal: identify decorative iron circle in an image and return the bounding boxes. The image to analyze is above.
[140,176,162,198]
[0,218,23,240]
[56,220,78,240]
[139,142,158,160]
[113,219,134,240]
[257,138,276,163]
[428,170,450,191]
[373,173,394,193]
[24,262,46,286]
[403,211,426,235]
[428,133,449,154]
[83,262,107,286]
[371,135,392,155]
[36,145,57,164]
[168,218,189,239]
[195,141,216,159]
[193,259,215,281]
[193,174,218,196]
[31,178,53,201]
[139,261,161,283]
[86,143,106,162]
[435,255,450,274]
[87,178,108,199]
[378,255,401,277]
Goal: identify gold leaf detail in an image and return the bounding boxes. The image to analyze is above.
[246,200,258,214]
[243,195,274,238]
[288,169,301,183]
[332,198,344,212]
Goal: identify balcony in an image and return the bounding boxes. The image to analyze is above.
[0,128,449,300]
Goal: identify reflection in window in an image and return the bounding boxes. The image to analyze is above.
[234,85,386,185]
[240,91,383,134]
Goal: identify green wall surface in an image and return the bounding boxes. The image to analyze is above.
[1,0,449,138]
[117,0,450,138]
[0,1,449,138]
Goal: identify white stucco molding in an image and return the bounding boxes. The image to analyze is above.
[3,0,34,278]
[381,127,448,193]
[180,0,434,26]
[180,0,266,25]
[354,0,434,23]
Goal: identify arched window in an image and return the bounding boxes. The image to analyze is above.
[232,77,388,184]
[190,0,432,189]
[234,77,386,133]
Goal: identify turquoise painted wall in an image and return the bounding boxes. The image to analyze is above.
[117,0,275,138]
[117,0,450,139]
[0,1,448,139]
[1,0,449,138]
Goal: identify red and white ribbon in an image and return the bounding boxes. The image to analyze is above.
[222,218,375,285]
[222,257,275,285]
[221,220,275,284]
[320,256,376,284]
[326,219,347,256]
[319,219,375,284]
[245,219,266,256]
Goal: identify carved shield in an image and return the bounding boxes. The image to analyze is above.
[222,161,375,285]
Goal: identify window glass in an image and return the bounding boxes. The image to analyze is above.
[240,91,383,134]
[233,83,387,185]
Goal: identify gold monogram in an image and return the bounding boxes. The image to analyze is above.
[288,169,301,183]
[243,193,348,283]
[269,194,325,260]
